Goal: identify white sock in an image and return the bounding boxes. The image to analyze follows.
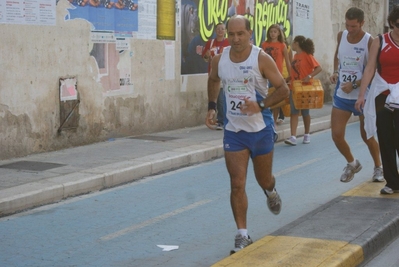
[291,136,296,140]
[264,188,275,197]
[348,160,357,168]
[238,229,248,238]
[304,133,310,137]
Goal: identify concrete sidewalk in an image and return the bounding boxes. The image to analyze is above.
[3,101,398,266]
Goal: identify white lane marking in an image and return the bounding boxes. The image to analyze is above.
[100,199,213,241]
[274,158,321,176]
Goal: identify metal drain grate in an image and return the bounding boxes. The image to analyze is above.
[128,135,179,142]
[0,161,65,171]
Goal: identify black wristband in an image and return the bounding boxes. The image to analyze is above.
[208,101,217,111]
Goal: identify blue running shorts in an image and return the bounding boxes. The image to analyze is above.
[223,125,276,158]
[333,94,362,116]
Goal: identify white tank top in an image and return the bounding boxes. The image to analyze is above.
[218,45,271,133]
[337,30,371,100]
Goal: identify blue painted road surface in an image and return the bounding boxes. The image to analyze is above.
[0,123,394,267]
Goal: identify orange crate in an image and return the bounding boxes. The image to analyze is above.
[292,79,324,109]
[268,87,289,109]
[281,103,290,117]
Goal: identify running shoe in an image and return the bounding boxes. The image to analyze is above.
[284,136,297,146]
[340,159,362,183]
[267,189,282,215]
[230,234,253,255]
[372,166,384,182]
[380,186,399,194]
[215,123,223,130]
[303,134,310,144]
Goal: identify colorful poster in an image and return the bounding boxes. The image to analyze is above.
[181,0,293,75]
[66,0,139,33]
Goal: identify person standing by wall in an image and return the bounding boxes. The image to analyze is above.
[284,35,322,146]
[202,22,230,130]
[205,15,289,254]
[330,7,383,183]
[261,24,291,125]
[277,38,294,124]
[355,5,399,194]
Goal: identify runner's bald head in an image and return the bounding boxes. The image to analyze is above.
[227,15,251,31]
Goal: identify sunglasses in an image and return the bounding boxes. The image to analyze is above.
[393,22,399,28]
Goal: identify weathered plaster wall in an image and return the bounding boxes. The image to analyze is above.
[0,0,204,160]
[334,0,386,41]
[312,0,336,99]
[0,0,387,160]
[313,0,386,100]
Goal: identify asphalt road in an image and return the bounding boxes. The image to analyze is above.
[0,123,388,267]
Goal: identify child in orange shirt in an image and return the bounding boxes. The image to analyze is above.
[285,35,322,146]
[261,24,291,124]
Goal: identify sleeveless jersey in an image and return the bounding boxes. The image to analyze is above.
[378,33,399,84]
[336,30,371,100]
[218,45,272,133]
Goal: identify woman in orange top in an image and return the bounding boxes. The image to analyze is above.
[261,24,291,124]
[285,35,322,146]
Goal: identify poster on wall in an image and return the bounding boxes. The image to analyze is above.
[64,1,140,95]
[136,0,156,39]
[89,42,134,95]
[65,0,165,39]
[180,0,293,75]
[60,78,78,101]
[0,0,56,25]
[157,0,176,40]
[293,0,313,38]
[66,0,139,34]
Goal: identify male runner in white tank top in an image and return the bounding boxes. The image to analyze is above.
[329,7,383,184]
[205,15,289,254]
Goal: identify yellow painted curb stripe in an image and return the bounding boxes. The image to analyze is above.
[211,236,363,267]
[343,181,399,198]
[212,181,399,267]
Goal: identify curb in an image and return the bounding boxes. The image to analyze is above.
[0,141,224,217]
[212,186,399,267]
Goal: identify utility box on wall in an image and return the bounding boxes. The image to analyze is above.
[58,77,80,134]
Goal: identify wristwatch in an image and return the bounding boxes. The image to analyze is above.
[258,100,265,111]
[352,81,358,89]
